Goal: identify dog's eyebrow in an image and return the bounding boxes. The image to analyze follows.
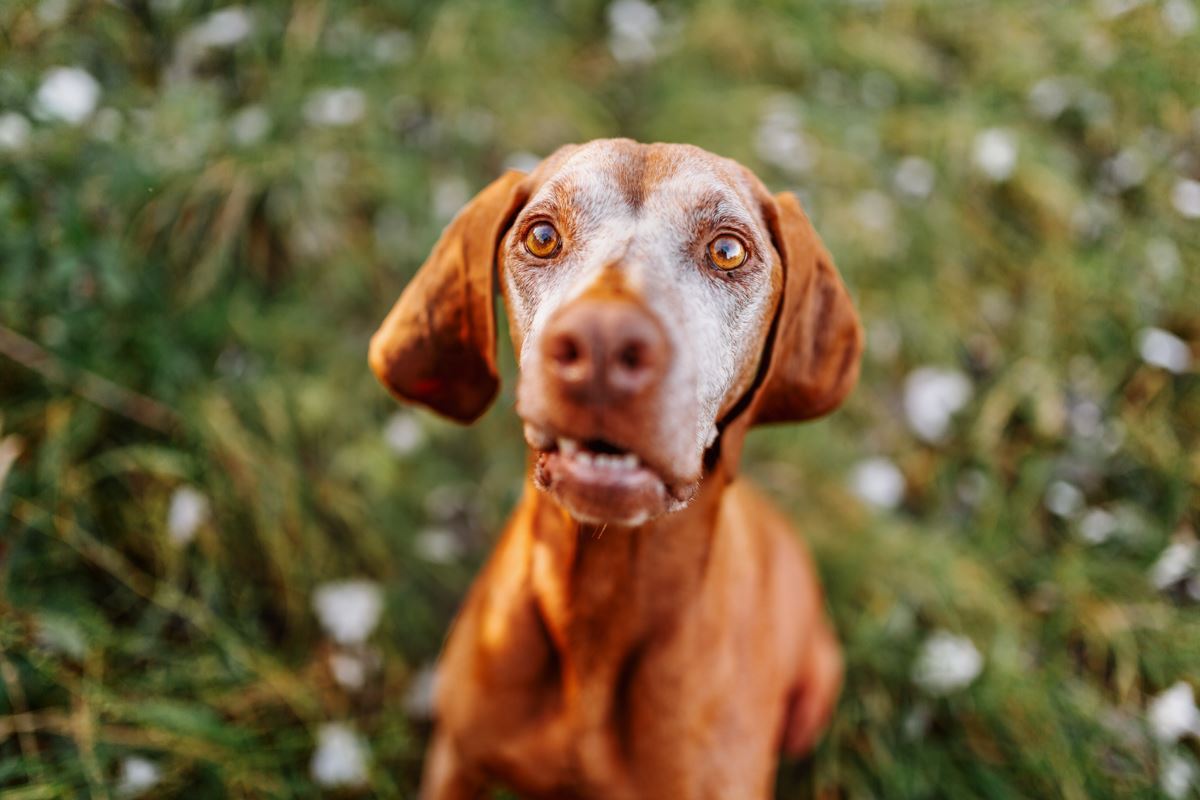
[687,190,763,247]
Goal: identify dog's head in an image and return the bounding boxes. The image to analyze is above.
[370,139,862,526]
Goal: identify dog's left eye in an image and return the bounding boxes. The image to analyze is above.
[525,223,560,258]
[708,235,747,271]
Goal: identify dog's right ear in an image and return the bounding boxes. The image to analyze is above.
[369,170,529,423]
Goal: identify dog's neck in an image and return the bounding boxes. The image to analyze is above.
[521,458,733,682]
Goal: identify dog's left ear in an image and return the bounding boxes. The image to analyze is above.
[369,170,529,423]
[752,190,864,425]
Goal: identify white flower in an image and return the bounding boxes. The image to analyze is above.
[190,7,253,48]
[35,67,100,125]
[432,176,470,223]
[1028,76,1075,119]
[303,87,366,127]
[893,156,935,199]
[1148,682,1200,743]
[504,151,542,173]
[1163,0,1199,35]
[230,105,270,146]
[117,756,161,797]
[1104,148,1147,190]
[372,30,414,64]
[1171,178,1200,219]
[1044,480,1085,519]
[310,723,369,788]
[1077,508,1118,544]
[329,650,368,691]
[607,0,662,64]
[37,0,70,26]
[383,411,425,455]
[0,112,32,151]
[972,128,1018,182]
[852,190,895,234]
[1162,752,1198,800]
[912,631,983,695]
[848,457,905,510]
[903,367,973,443]
[1138,327,1191,374]
[0,435,21,492]
[1151,541,1198,591]
[1145,237,1181,282]
[313,580,384,645]
[404,663,439,720]
[414,527,463,564]
[166,486,210,546]
[755,96,813,175]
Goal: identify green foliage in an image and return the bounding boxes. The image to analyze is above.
[1,0,1197,797]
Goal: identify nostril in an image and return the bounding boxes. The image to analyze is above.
[617,341,644,372]
[550,334,581,367]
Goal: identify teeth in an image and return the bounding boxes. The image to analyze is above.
[705,425,719,448]
[576,451,593,466]
[619,454,638,469]
[558,438,579,456]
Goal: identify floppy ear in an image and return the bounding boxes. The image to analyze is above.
[369,170,529,423]
[752,191,864,425]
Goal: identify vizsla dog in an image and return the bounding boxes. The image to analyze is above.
[369,139,863,800]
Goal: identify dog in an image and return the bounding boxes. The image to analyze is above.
[369,139,863,800]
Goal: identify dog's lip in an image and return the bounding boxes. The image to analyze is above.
[523,422,697,502]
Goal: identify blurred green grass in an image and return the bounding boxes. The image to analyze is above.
[1,0,1198,797]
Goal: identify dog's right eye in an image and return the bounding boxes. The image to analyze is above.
[525,223,560,258]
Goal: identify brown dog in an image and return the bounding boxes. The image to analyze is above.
[370,139,863,799]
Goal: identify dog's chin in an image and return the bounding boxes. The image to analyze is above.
[526,427,700,527]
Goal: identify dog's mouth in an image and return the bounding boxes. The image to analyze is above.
[525,424,698,526]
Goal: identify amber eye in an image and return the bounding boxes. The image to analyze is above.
[525,222,560,258]
[708,235,747,271]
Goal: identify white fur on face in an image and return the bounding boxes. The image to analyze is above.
[502,141,777,482]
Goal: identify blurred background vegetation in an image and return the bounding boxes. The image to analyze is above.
[2,0,1198,797]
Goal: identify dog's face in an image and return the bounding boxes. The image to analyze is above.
[370,139,862,526]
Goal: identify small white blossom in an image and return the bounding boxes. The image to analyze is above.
[1138,327,1191,374]
[1162,752,1198,800]
[189,7,253,48]
[852,190,895,234]
[972,128,1018,182]
[607,0,662,64]
[848,457,905,510]
[303,88,366,127]
[1171,178,1200,218]
[166,486,210,546]
[912,631,983,695]
[35,67,100,125]
[1078,508,1118,544]
[1151,541,1198,591]
[310,723,369,788]
[1149,682,1200,743]
[37,0,70,25]
[0,112,32,151]
[414,527,463,564]
[372,29,414,63]
[404,663,439,720]
[1104,148,1148,190]
[117,757,161,797]
[230,105,270,146]
[1163,0,1199,35]
[903,367,973,443]
[432,176,470,223]
[1146,237,1182,282]
[329,650,368,691]
[1028,76,1076,119]
[755,96,813,175]
[313,580,384,645]
[1045,480,1085,519]
[504,151,542,173]
[383,411,425,456]
[893,156,936,199]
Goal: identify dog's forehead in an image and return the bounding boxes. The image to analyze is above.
[528,140,764,228]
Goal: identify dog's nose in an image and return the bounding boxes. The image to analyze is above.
[542,298,668,403]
